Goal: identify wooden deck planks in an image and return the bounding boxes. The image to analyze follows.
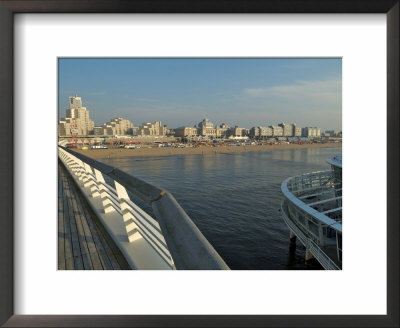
[58,173,66,270]
[63,174,75,271]
[58,162,130,270]
[62,173,85,270]
[76,192,116,270]
[78,191,130,270]
[72,187,105,270]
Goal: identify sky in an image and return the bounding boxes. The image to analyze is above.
[58,58,342,131]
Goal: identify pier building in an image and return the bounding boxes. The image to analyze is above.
[280,156,342,269]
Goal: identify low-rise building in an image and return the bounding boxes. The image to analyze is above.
[103,117,134,135]
[131,126,140,136]
[325,130,339,137]
[174,126,199,138]
[216,123,230,138]
[139,121,167,136]
[228,126,246,137]
[93,126,106,135]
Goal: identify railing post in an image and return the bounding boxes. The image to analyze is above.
[63,154,75,170]
[69,156,85,180]
[115,181,142,242]
[77,159,89,183]
[62,152,79,175]
[318,222,325,246]
[83,163,100,198]
[94,168,117,213]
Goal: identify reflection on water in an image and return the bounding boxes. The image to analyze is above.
[100,147,342,270]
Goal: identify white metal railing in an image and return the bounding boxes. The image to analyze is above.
[289,171,336,195]
[58,146,229,270]
[281,200,340,270]
[282,170,342,233]
[115,181,173,265]
[59,147,174,268]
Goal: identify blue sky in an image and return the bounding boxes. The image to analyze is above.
[58,58,341,131]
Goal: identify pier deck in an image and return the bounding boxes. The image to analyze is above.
[58,161,130,270]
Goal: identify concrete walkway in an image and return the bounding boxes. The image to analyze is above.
[58,161,130,270]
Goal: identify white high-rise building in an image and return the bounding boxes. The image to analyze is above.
[270,125,284,137]
[58,95,94,136]
[302,127,321,138]
[292,123,302,137]
[279,122,293,137]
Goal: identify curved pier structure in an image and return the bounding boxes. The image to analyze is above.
[281,156,342,269]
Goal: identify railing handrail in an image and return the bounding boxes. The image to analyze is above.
[58,146,229,270]
[59,146,164,204]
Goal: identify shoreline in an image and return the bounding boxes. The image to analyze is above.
[73,142,341,159]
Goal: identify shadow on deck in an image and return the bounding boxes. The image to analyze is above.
[58,160,131,270]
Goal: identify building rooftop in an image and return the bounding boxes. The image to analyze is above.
[326,155,342,169]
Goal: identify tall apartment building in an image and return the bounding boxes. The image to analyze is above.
[250,127,260,138]
[139,121,167,136]
[270,125,284,137]
[302,127,321,138]
[292,124,302,137]
[250,126,273,138]
[58,95,94,136]
[261,126,273,137]
[279,122,293,137]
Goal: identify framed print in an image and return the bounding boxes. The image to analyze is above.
[1,1,398,327]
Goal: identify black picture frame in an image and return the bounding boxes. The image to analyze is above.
[0,1,398,327]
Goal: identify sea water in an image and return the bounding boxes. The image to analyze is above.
[99,147,342,270]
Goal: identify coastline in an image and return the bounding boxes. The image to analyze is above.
[73,142,342,159]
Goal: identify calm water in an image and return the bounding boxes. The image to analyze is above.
[100,147,342,270]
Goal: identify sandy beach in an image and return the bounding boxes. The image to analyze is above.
[73,142,341,159]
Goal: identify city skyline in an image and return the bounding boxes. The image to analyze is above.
[58,58,342,131]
